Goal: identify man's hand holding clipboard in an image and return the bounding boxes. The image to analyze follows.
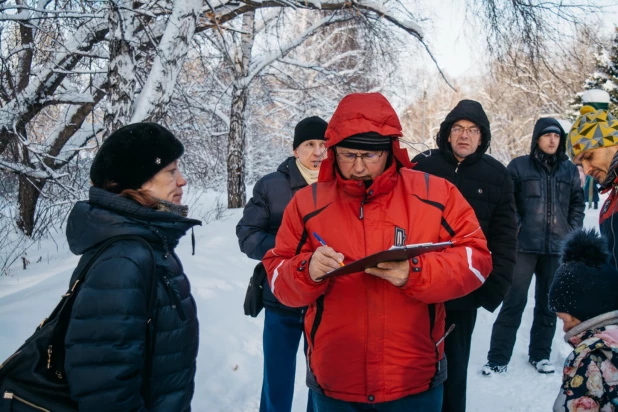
[315,241,454,281]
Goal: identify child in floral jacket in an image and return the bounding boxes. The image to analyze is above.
[549,229,618,412]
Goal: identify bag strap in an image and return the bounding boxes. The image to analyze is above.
[73,235,158,403]
[70,235,157,318]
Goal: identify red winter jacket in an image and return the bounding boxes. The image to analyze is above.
[262,93,492,403]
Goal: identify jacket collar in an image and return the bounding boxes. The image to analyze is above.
[564,310,618,347]
[278,156,308,190]
[67,187,201,256]
[334,160,399,199]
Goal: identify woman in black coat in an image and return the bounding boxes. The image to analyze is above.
[236,116,327,412]
[64,123,201,411]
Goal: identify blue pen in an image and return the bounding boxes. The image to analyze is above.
[313,232,345,267]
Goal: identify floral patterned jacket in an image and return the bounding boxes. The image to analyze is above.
[554,311,618,412]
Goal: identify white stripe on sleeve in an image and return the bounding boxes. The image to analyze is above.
[466,246,485,284]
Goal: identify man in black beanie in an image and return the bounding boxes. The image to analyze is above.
[413,100,517,412]
[293,116,328,150]
[483,117,585,377]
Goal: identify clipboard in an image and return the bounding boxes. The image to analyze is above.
[316,241,453,280]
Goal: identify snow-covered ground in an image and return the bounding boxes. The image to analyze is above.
[0,191,604,411]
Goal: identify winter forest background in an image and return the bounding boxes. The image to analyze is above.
[0,1,618,411]
[0,0,617,269]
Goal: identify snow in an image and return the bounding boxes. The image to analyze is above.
[582,89,611,104]
[0,191,604,411]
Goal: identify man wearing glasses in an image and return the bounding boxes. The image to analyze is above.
[412,100,517,412]
[483,117,584,376]
[263,92,492,411]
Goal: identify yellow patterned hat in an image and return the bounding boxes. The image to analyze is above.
[567,105,618,160]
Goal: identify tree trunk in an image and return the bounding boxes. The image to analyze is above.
[226,11,254,209]
[227,84,249,208]
[16,176,45,237]
[131,0,201,123]
[104,0,137,136]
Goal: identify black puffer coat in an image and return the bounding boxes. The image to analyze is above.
[236,156,307,315]
[64,187,201,411]
[507,117,585,255]
[412,101,517,312]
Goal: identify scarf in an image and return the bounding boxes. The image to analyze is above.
[533,147,558,172]
[155,198,189,217]
[296,158,319,185]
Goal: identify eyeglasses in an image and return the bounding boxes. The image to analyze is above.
[336,151,384,164]
[451,126,480,137]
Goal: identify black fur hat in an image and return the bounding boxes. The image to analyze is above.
[549,229,618,321]
[90,123,184,193]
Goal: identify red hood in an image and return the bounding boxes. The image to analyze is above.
[319,92,413,182]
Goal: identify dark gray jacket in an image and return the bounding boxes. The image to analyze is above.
[236,156,307,314]
[507,118,585,255]
[65,187,201,411]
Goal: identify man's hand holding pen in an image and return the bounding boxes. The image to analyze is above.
[309,246,345,282]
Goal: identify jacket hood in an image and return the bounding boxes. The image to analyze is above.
[437,100,491,157]
[319,93,412,181]
[66,187,201,255]
[530,117,567,158]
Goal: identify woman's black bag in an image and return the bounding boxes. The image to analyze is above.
[0,235,157,412]
[243,262,268,317]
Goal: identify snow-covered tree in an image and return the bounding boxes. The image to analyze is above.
[571,27,618,117]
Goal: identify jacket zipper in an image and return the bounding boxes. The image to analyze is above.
[3,392,50,412]
[0,350,20,369]
[359,197,366,220]
[162,275,186,321]
[546,174,551,252]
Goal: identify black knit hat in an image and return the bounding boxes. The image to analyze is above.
[337,132,393,152]
[539,125,562,137]
[90,122,184,193]
[293,116,328,149]
[437,100,491,155]
[549,229,618,321]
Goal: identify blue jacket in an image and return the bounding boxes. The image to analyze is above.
[236,156,307,314]
[64,187,201,411]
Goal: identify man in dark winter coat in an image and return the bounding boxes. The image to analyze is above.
[567,91,618,268]
[483,117,585,376]
[236,116,327,412]
[412,100,517,412]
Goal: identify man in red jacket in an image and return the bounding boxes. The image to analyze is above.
[263,92,492,411]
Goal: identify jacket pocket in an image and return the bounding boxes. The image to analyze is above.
[523,179,541,198]
[0,379,74,412]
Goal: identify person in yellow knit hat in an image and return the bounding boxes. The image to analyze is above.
[568,92,618,267]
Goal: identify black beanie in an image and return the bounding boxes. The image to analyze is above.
[336,132,393,152]
[549,229,618,321]
[539,125,562,137]
[90,122,184,193]
[293,116,328,149]
[437,100,491,154]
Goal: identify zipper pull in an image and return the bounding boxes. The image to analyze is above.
[47,345,52,369]
[4,391,13,399]
[435,324,456,347]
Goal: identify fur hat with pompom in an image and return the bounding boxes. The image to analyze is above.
[549,229,618,321]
